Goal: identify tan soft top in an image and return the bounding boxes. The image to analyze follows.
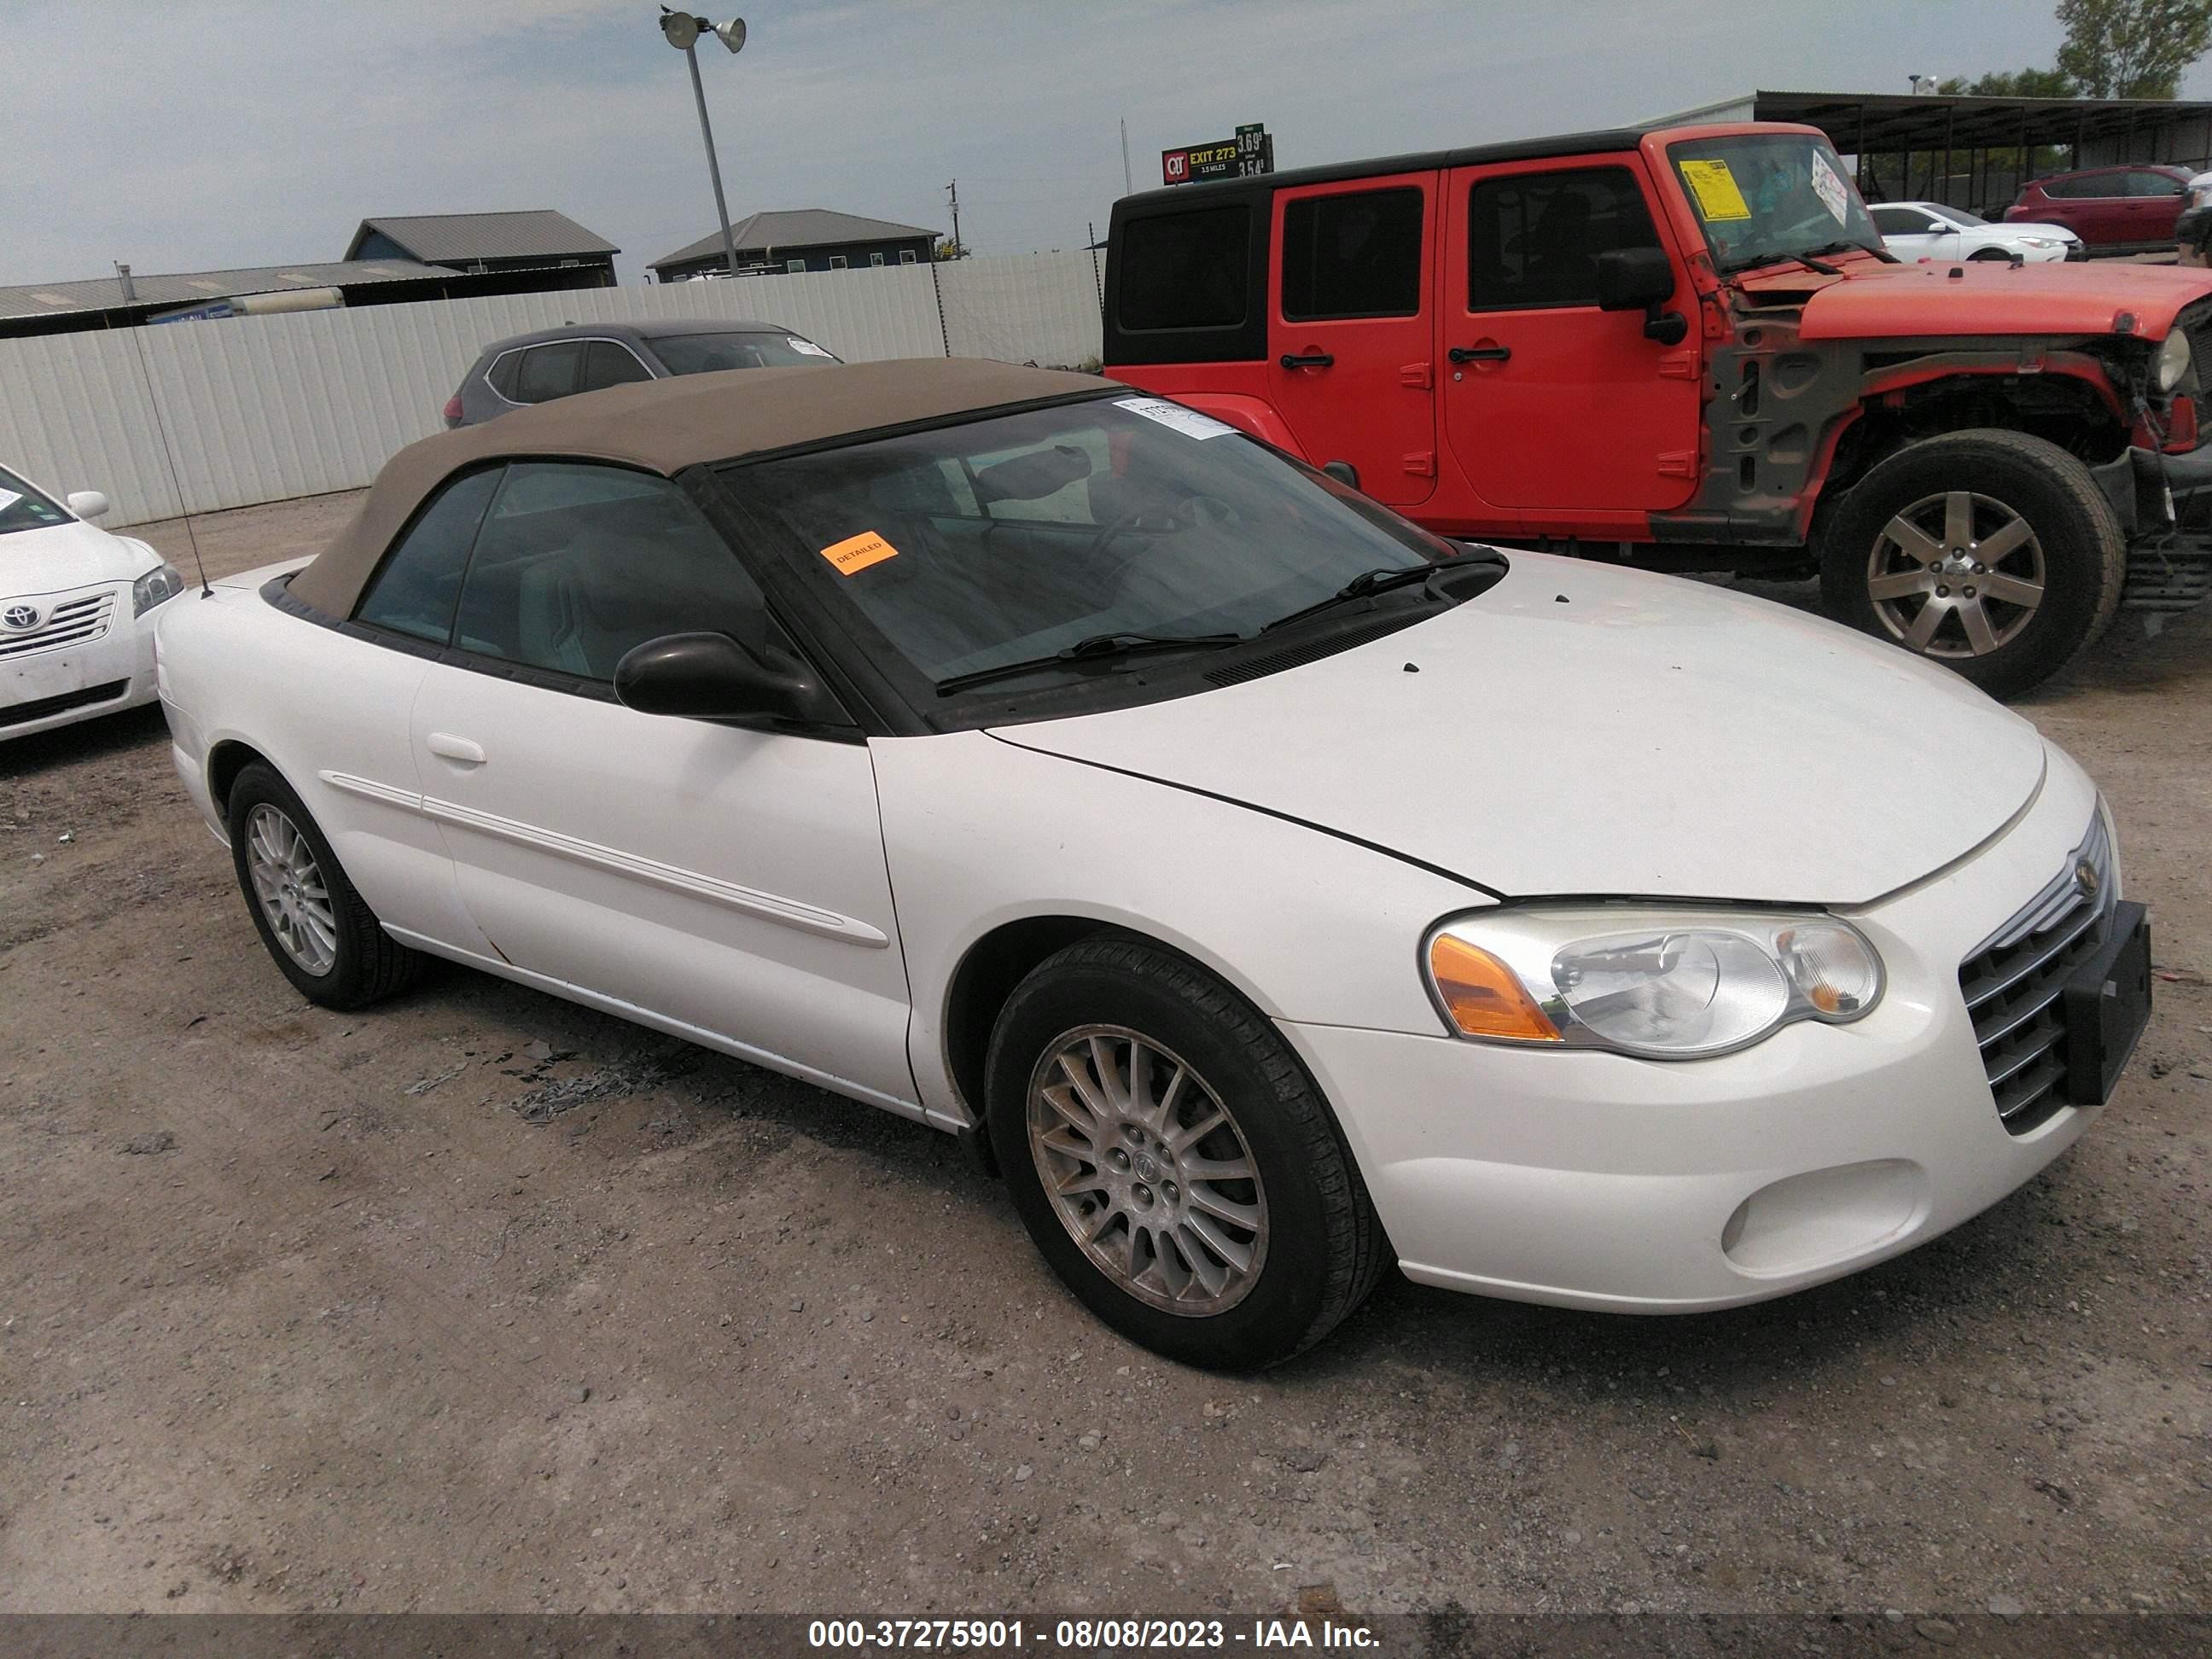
[288,357,1110,617]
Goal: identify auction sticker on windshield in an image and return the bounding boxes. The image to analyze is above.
[1810,149,1850,224]
[819,529,899,575]
[1679,159,1752,221]
[1114,397,1237,439]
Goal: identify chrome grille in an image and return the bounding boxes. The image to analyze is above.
[0,591,116,659]
[1957,811,2116,1136]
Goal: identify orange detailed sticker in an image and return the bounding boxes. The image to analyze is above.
[818,529,899,575]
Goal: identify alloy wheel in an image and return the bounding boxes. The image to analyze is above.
[1026,1024,1269,1316]
[1866,490,2046,659]
[244,803,338,976]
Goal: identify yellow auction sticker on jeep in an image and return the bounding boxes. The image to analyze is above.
[818,529,899,575]
[1679,159,1753,222]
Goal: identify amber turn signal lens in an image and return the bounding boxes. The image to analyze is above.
[1428,934,1563,1042]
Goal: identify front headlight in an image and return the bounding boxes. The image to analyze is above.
[1424,907,1884,1059]
[2155,328,2192,393]
[132,562,184,617]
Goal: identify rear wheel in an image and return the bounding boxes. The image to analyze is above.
[985,936,1387,1370]
[1818,428,2125,700]
[226,762,424,1009]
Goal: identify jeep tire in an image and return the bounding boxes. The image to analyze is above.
[1819,428,2125,701]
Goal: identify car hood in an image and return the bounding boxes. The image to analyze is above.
[1759,255,2212,340]
[1,520,158,597]
[989,555,2047,905]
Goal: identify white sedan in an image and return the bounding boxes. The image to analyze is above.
[1871,201,2083,263]
[3,464,184,739]
[153,361,2151,1369]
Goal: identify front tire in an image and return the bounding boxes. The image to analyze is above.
[984,936,1388,1370]
[226,762,424,1009]
[1817,428,2125,700]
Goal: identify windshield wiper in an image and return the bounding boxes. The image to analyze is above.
[1803,237,1897,266]
[1259,549,1503,636]
[934,630,1242,696]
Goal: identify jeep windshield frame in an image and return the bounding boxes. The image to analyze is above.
[1667,131,1885,276]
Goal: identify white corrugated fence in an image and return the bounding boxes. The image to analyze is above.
[0,252,1104,526]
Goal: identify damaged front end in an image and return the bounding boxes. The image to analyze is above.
[2092,301,2212,617]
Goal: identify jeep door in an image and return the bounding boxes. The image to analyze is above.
[1264,174,1439,507]
[1440,156,1702,514]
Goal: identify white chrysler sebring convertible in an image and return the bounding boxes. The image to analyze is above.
[155,360,2151,1368]
[3,463,185,738]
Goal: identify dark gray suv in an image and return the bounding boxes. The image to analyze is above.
[442,317,841,427]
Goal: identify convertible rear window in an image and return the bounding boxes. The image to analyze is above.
[719,395,1457,694]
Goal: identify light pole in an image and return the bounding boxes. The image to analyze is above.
[660,9,746,277]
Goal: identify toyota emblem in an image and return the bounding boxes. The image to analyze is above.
[2,604,40,631]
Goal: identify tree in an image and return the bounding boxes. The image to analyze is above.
[1936,67,2081,96]
[933,237,968,261]
[2054,0,2212,98]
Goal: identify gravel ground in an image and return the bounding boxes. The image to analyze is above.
[0,489,2206,1618]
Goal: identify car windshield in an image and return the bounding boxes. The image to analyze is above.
[650,331,841,374]
[722,395,1459,691]
[0,465,71,538]
[1927,204,1988,227]
[1668,133,1885,272]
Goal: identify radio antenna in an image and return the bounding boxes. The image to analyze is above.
[119,303,212,597]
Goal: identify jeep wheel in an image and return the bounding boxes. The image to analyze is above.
[1818,428,2124,700]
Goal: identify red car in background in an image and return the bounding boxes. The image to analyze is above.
[2005,164,2192,252]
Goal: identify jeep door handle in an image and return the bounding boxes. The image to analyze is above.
[426,731,486,765]
[1278,352,1335,370]
[1448,344,1512,364]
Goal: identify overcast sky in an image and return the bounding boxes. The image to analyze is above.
[8,0,2203,288]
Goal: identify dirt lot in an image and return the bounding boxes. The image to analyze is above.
[2,490,2207,1619]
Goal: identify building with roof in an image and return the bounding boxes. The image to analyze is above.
[1652,90,2212,219]
[649,209,940,282]
[344,210,618,287]
[0,259,547,341]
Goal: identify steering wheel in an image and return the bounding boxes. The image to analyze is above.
[1081,495,1241,579]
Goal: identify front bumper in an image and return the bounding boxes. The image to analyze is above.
[2096,439,2212,613]
[1278,757,2116,1313]
[0,585,159,741]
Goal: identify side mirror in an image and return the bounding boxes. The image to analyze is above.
[1321,460,1362,491]
[66,490,110,520]
[612,632,848,729]
[1595,247,1689,346]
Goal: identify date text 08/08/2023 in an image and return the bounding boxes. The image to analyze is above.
[806,1617,1382,1650]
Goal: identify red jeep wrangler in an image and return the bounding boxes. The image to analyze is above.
[1103,122,2212,697]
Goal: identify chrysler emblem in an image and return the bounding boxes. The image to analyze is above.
[2,604,40,631]
[2075,860,2100,900]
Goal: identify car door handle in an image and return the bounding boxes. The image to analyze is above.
[426,731,486,765]
[1278,352,1335,370]
[1448,344,1512,364]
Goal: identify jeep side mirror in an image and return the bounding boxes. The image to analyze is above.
[1596,248,1689,347]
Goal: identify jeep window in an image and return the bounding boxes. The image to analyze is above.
[1118,206,1251,330]
[1466,166,1661,310]
[1281,188,1424,320]
[1667,133,1883,274]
